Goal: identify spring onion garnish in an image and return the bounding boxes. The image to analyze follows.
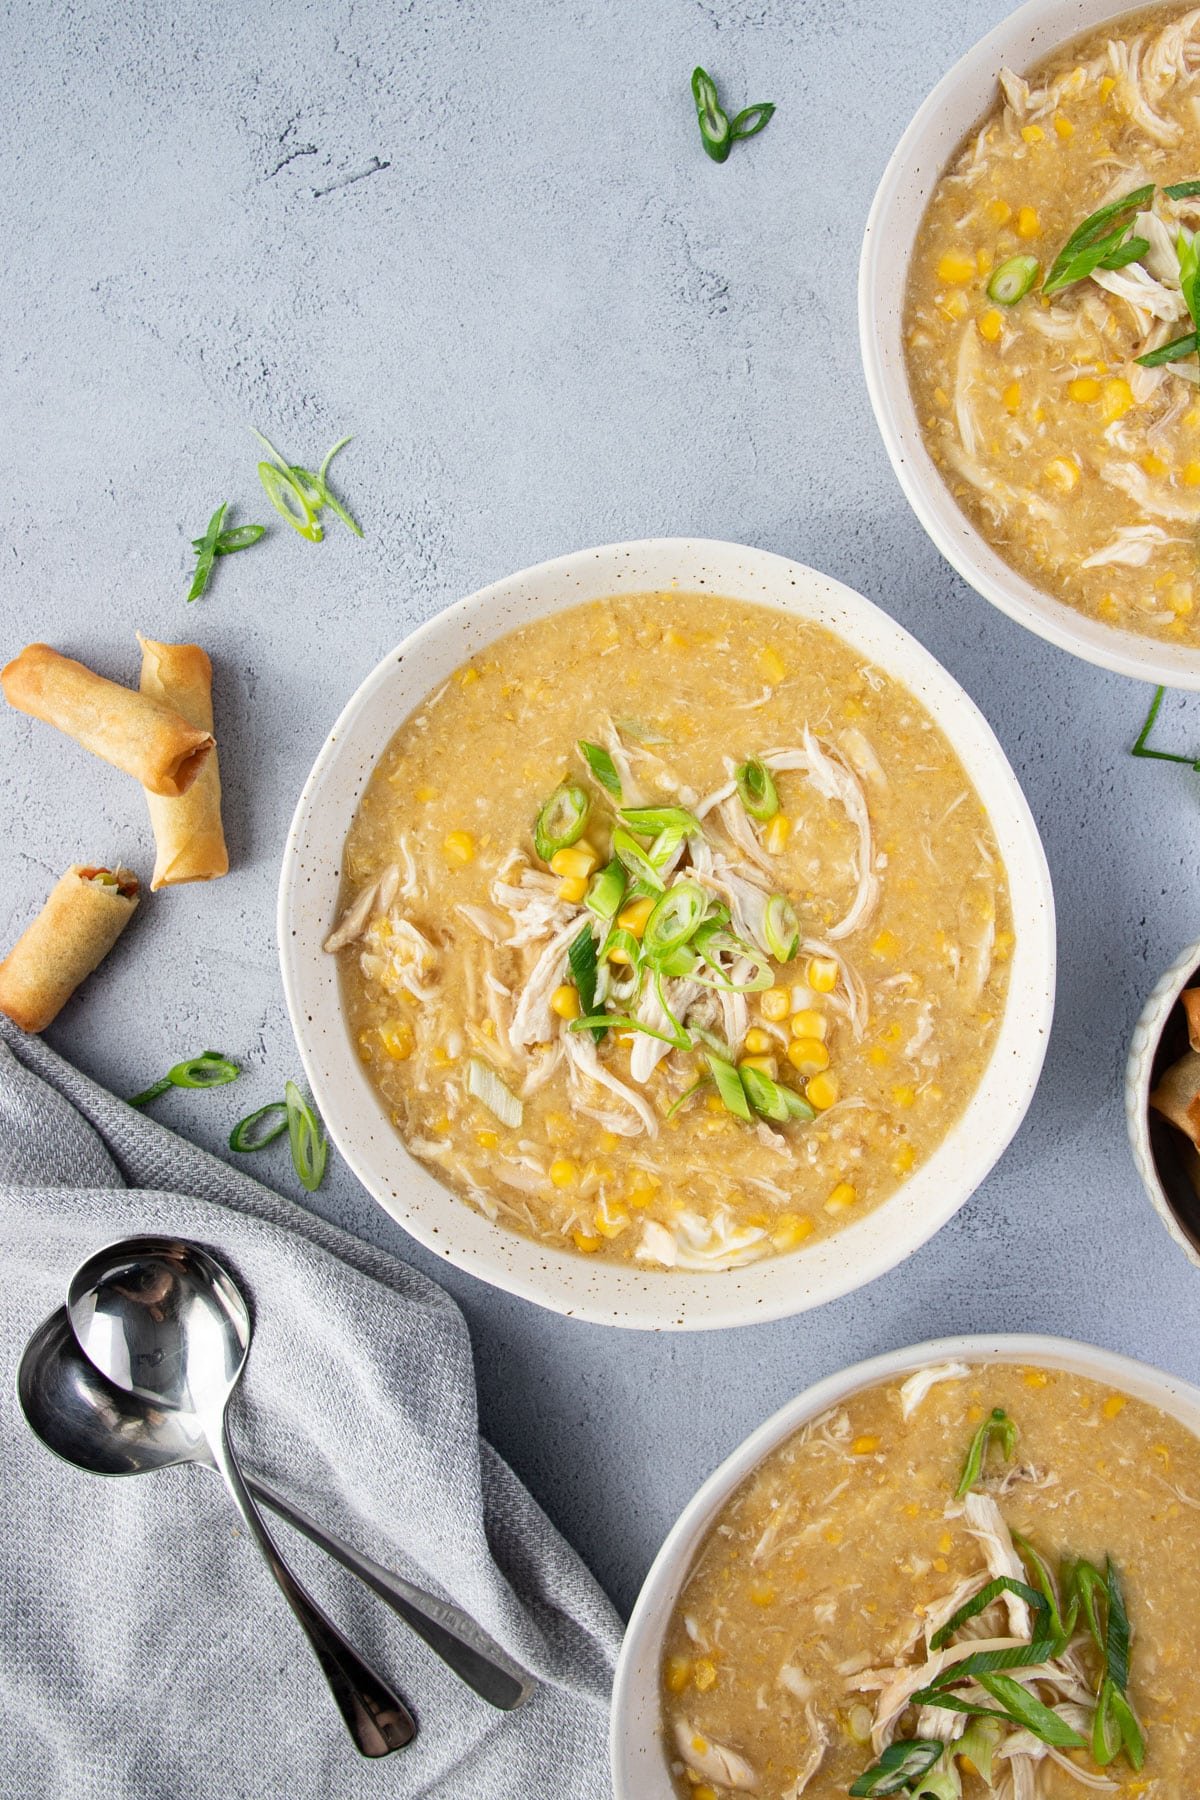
[568,924,603,1039]
[848,1741,945,1797]
[1177,228,1200,329]
[258,461,323,541]
[466,1057,524,1130]
[707,1052,753,1120]
[1065,1558,1145,1769]
[763,893,800,962]
[914,1675,1087,1748]
[571,1012,689,1048]
[1165,177,1200,199]
[955,1405,1016,1496]
[643,882,707,959]
[1013,1530,1075,1647]
[1043,184,1155,295]
[585,859,628,920]
[128,1051,241,1107]
[187,503,227,601]
[252,428,362,539]
[228,1101,290,1153]
[665,1075,710,1120]
[739,1064,788,1123]
[577,739,622,798]
[192,523,267,555]
[986,253,1039,306]
[611,826,667,891]
[618,805,701,836]
[1130,686,1200,768]
[534,782,591,862]
[690,67,774,163]
[735,757,779,821]
[691,920,774,992]
[953,1720,1003,1786]
[929,1576,1047,1651]
[285,1080,328,1192]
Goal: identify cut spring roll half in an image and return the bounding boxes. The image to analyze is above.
[0,865,139,1033]
[1,643,214,797]
[137,635,228,889]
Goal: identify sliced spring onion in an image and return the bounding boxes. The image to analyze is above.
[577,739,622,797]
[848,1740,944,1797]
[600,925,642,969]
[973,1675,1087,1749]
[618,805,701,836]
[192,524,267,555]
[929,1576,1047,1651]
[228,1101,290,1153]
[739,1064,791,1124]
[691,65,731,162]
[568,925,603,1039]
[534,783,591,862]
[1043,185,1155,294]
[1165,177,1200,198]
[1136,329,1200,367]
[585,859,628,920]
[955,1405,1016,1497]
[914,1637,1056,1695]
[730,101,774,141]
[1106,1684,1146,1771]
[129,1051,241,1106]
[735,757,778,821]
[311,435,363,537]
[1130,684,1200,765]
[656,943,700,978]
[643,881,707,959]
[763,894,800,962]
[466,1057,523,1129]
[951,1719,1002,1786]
[1178,228,1200,330]
[611,826,666,891]
[285,1080,328,1192]
[571,1013,689,1048]
[665,1074,710,1120]
[1013,1531,1076,1649]
[690,920,774,992]
[258,462,324,542]
[706,1052,753,1121]
[1103,1558,1132,1693]
[987,253,1039,305]
[187,502,227,602]
[779,1085,816,1121]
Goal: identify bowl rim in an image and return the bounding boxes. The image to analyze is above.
[858,0,1200,690]
[1125,931,1200,1267]
[610,1329,1200,1798]
[277,536,1055,1330]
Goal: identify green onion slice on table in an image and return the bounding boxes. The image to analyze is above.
[228,1102,289,1153]
[534,783,591,862]
[691,66,732,162]
[285,1080,328,1192]
[187,502,227,602]
[257,462,324,541]
[129,1051,241,1107]
[735,756,778,821]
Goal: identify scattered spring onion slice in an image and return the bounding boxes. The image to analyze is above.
[618,805,701,836]
[466,1057,523,1130]
[258,462,324,542]
[285,1080,328,1192]
[572,1012,689,1048]
[987,253,1039,305]
[577,739,622,798]
[735,756,778,821]
[129,1051,241,1107]
[585,859,627,920]
[228,1101,289,1153]
[1136,329,1199,367]
[929,1576,1047,1651]
[568,925,603,1039]
[191,524,267,555]
[763,893,800,961]
[915,1676,1086,1749]
[955,1405,1016,1497]
[1130,685,1200,767]
[706,1051,753,1121]
[730,101,775,141]
[914,1637,1057,1696]
[251,428,361,538]
[611,825,667,891]
[643,881,707,959]
[1013,1530,1075,1648]
[691,66,731,162]
[534,782,591,862]
[187,502,228,602]
[848,1740,945,1797]
[1043,184,1155,294]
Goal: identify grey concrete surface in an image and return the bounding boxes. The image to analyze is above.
[4,0,1200,1625]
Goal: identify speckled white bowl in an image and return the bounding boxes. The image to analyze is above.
[611,1332,1200,1798]
[860,0,1200,689]
[278,538,1055,1330]
[1126,933,1200,1267]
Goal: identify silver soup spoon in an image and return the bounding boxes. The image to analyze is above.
[65,1236,416,1757]
[17,1308,535,1711]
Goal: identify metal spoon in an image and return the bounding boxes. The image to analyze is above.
[18,1308,536,1710]
[65,1236,416,1757]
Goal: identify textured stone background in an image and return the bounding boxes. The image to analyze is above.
[5,0,1200,1621]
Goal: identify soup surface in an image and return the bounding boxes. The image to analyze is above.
[906,6,1200,644]
[661,1361,1200,1799]
[330,594,1012,1268]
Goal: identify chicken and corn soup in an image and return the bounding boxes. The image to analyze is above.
[328,594,1012,1269]
[662,1362,1198,1799]
[906,5,1200,643]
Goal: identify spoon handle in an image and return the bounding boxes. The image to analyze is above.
[209,1419,416,1757]
[249,1474,536,1711]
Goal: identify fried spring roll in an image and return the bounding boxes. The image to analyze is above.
[1182,986,1200,1053]
[0,865,140,1033]
[1,643,214,797]
[137,635,228,889]
[1150,1048,1200,1148]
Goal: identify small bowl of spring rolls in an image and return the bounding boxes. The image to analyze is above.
[1127,933,1200,1268]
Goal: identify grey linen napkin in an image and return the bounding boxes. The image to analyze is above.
[0,1021,623,1799]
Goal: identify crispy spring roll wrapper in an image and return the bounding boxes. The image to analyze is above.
[1150,1048,1200,1148]
[1182,987,1200,1053]
[137,635,228,889]
[1,643,214,797]
[0,865,139,1033]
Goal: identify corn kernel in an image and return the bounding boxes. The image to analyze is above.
[663,626,689,649]
[806,1071,840,1110]
[618,895,655,936]
[551,983,581,1021]
[771,1213,813,1251]
[1042,456,1079,492]
[1002,379,1022,415]
[593,1201,630,1239]
[977,308,1003,343]
[749,1582,775,1607]
[852,1433,879,1454]
[791,1008,827,1041]
[871,928,900,958]
[1053,113,1074,138]
[378,1019,414,1061]
[457,665,480,686]
[442,830,475,866]
[1142,451,1168,477]
[1023,1368,1050,1388]
[764,813,791,855]
[1016,204,1040,236]
[476,1129,498,1149]
[826,1181,858,1214]
[788,1036,830,1075]
[550,842,598,879]
[558,875,588,903]
[665,1655,692,1694]
[693,1789,718,1800]
[1100,73,1116,98]
[571,1230,601,1253]
[739,1054,778,1077]
[892,1083,916,1109]
[414,784,438,803]
[760,646,786,683]
[693,1659,718,1693]
[892,1142,916,1174]
[761,986,790,1021]
[808,956,839,993]
[1100,376,1134,422]
[1184,461,1200,486]
[986,198,1012,225]
[1102,1394,1128,1420]
[937,251,976,284]
[744,1027,772,1055]
[1068,375,1100,402]
[550,1157,579,1189]
[1020,126,1044,145]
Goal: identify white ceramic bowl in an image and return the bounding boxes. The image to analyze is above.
[860,0,1200,690]
[278,538,1055,1330]
[611,1332,1200,1797]
[1126,933,1200,1267]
